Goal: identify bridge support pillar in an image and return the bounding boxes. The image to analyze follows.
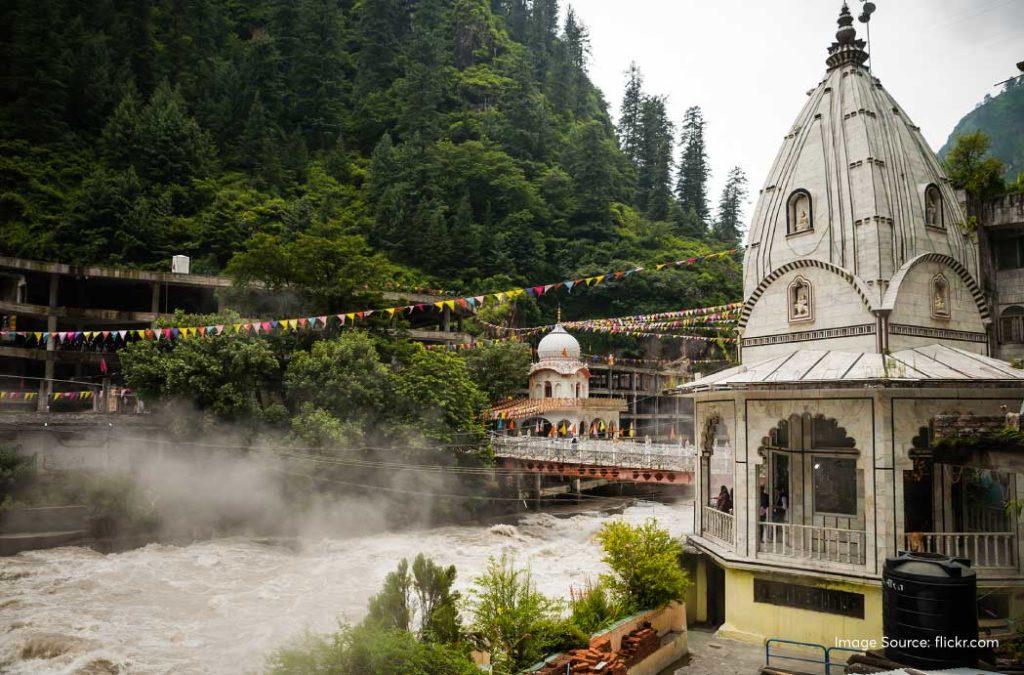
[534,473,542,509]
[572,477,581,503]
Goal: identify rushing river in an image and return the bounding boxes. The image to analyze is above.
[0,500,693,674]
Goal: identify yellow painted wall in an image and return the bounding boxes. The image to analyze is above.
[718,568,883,648]
[684,555,708,624]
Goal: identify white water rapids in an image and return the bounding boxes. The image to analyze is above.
[0,500,693,674]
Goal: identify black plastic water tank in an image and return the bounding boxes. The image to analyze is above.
[883,551,977,669]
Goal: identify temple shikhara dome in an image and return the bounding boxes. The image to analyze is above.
[738,2,987,363]
[679,3,1024,651]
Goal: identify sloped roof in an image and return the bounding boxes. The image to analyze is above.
[680,344,1024,392]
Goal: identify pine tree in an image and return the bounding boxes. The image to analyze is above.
[528,0,559,77]
[712,166,748,244]
[293,0,348,151]
[552,6,589,112]
[617,62,644,168]
[505,0,529,42]
[676,105,710,227]
[636,95,674,221]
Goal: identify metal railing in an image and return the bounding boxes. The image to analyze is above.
[765,639,862,675]
[701,505,734,546]
[905,531,1017,569]
[759,522,866,565]
[491,436,694,471]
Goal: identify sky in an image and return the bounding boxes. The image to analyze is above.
[571,0,1024,221]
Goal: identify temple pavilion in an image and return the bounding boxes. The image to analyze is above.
[679,4,1024,647]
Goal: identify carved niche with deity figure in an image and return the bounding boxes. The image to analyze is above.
[931,274,950,319]
[925,185,943,229]
[788,276,813,323]
[787,190,813,234]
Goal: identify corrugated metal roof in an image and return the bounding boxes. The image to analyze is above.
[680,344,1024,392]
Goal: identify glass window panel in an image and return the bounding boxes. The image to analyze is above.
[813,456,857,515]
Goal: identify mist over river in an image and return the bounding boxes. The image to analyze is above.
[0,500,692,674]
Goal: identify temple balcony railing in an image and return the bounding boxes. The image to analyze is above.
[491,436,694,472]
[758,522,866,565]
[904,531,1018,570]
[701,505,734,548]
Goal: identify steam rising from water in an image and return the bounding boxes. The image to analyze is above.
[0,501,692,674]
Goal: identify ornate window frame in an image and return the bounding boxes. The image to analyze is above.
[930,273,950,320]
[924,184,944,230]
[786,189,814,236]
[788,275,814,324]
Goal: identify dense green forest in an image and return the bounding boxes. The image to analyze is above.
[940,75,1024,185]
[0,0,744,316]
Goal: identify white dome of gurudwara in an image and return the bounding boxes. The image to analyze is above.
[536,324,582,361]
[738,2,988,363]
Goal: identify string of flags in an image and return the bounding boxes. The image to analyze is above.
[0,390,94,402]
[0,250,738,348]
[478,302,742,336]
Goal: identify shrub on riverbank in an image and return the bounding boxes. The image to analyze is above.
[469,551,587,673]
[268,554,477,675]
[568,581,624,635]
[266,625,479,675]
[596,518,689,612]
[0,443,35,512]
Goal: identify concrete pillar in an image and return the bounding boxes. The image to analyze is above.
[442,306,451,333]
[572,477,581,503]
[535,473,542,509]
[516,472,523,512]
[38,273,58,412]
[150,282,160,317]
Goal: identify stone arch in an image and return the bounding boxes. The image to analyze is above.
[786,189,813,234]
[524,417,551,437]
[738,258,874,329]
[700,414,733,509]
[758,413,861,533]
[880,252,989,322]
[1000,305,1024,344]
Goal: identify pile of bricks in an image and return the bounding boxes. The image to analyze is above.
[619,622,659,668]
[535,621,663,674]
[534,638,626,674]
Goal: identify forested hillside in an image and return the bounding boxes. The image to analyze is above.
[940,75,1024,184]
[0,0,742,312]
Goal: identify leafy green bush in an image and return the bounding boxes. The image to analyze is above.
[30,473,160,538]
[469,551,568,673]
[0,444,35,511]
[595,518,689,613]
[364,554,463,645]
[568,581,624,635]
[267,625,478,675]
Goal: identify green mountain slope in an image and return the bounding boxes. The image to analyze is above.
[939,76,1024,182]
[0,0,740,314]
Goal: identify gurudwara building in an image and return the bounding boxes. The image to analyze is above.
[680,5,1024,646]
[491,324,626,436]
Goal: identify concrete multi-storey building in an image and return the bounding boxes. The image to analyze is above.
[0,255,472,409]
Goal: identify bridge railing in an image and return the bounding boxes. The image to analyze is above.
[491,435,695,471]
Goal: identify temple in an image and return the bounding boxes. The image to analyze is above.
[679,4,1024,647]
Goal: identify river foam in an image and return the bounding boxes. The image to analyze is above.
[0,500,692,674]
